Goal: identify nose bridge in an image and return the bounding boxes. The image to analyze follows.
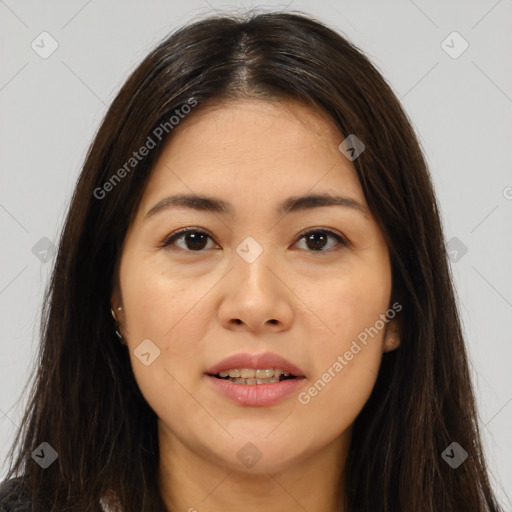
[232,234,280,295]
[215,232,295,332]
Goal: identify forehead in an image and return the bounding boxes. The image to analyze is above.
[139,99,366,216]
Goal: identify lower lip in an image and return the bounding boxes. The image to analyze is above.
[205,375,306,406]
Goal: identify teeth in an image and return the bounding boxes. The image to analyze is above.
[240,368,256,379]
[256,378,279,384]
[231,377,280,385]
[255,368,274,378]
[218,368,291,379]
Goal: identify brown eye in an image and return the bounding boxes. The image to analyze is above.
[296,229,347,252]
[161,229,217,251]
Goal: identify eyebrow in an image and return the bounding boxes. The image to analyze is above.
[144,192,368,220]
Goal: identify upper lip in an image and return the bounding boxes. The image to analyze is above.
[206,351,305,377]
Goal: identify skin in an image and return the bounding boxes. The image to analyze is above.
[111,98,400,512]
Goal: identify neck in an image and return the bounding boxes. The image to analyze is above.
[157,422,349,512]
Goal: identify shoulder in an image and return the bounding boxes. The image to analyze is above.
[0,477,31,512]
[0,477,108,512]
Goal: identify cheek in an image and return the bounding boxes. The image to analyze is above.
[296,320,384,448]
[307,258,392,357]
[119,255,213,405]
[120,281,205,436]
[121,253,210,342]
[295,261,391,432]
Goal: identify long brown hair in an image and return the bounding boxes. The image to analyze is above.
[1,10,505,512]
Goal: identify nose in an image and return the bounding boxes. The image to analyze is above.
[216,248,294,334]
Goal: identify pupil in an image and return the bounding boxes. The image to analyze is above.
[186,232,207,250]
[307,232,326,250]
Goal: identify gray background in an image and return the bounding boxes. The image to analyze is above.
[0,0,511,507]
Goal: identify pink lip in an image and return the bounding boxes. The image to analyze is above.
[205,351,305,377]
[205,374,306,406]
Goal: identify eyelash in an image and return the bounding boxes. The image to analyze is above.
[159,227,348,253]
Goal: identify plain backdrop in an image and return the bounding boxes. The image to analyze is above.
[0,0,511,507]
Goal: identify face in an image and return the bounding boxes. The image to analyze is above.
[112,99,400,477]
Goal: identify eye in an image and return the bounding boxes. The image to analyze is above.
[160,228,218,252]
[294,229,348,252]
[160,227,348,253]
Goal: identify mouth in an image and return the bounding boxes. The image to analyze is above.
[205,352,306,405]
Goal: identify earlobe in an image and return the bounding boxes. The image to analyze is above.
[110,284,123,316]
[110,289,126,344]
[111,294,122,313]
[383,318,401,353]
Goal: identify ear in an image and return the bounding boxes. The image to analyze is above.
[382,317,401,353]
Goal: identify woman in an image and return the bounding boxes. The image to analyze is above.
[0,10,505,512]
